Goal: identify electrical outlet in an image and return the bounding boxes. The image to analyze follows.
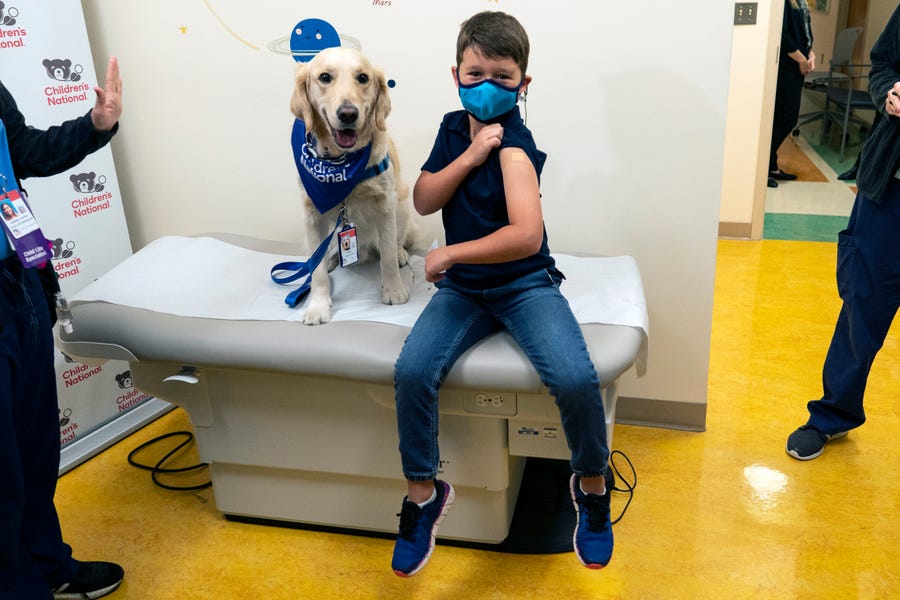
[734,2,757,25]
[464,391,516,416]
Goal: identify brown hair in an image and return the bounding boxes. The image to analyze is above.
[456,11,530,75]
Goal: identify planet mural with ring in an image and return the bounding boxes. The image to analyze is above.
[267,18,361,63]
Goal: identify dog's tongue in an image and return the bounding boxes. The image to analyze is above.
[336,129,358,148]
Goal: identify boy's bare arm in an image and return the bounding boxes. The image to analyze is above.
[423,147,543,281]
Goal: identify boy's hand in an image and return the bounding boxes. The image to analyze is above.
[424,246,453,283]
[465,124,503,168]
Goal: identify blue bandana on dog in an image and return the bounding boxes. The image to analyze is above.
[290,118,389,214]
[274,119,391,308]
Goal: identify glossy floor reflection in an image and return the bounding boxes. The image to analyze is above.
[55,239,898,599]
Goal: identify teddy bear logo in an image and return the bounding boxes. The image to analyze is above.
[50,237,76,260]
[0,2,18,27]
[69,172,106,194]
[115,370,134,390]
[42,58,82,82]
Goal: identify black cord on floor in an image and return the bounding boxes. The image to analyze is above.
[127,431,632,523]
[608,449,636,525]
[127,431,212,491]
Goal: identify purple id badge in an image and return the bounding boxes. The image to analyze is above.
[0,189,50,268]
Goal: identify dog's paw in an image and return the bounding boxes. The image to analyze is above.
[397,247,409,267]
[382,284,410,306]
[302,301,332,325]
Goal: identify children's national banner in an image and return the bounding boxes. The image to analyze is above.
[0,1,169,472]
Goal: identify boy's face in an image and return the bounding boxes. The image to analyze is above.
[452,47,529,93]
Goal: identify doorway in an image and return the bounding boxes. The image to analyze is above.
[761,0,872,242]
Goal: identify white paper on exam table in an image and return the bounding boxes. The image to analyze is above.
[72,236,648,345]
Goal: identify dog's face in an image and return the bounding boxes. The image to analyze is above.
[290,47,391,156]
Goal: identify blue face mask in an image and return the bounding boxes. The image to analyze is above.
[457,77,521,122]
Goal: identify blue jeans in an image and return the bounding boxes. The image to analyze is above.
[808,180,900,434]
[0,257,75,599]
[394,268,609,481]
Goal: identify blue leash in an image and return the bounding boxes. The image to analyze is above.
[270,213,342,308]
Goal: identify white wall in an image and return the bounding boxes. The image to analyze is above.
[79,1,735,414]
[720,0,783,238]
[810,4,839,67]
[865,1,895,62]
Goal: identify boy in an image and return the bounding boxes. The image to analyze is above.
[391,11,613,577]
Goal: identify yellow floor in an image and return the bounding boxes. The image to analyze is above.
[55,239,899,599]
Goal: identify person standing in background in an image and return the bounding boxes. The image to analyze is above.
[768,0,815,188]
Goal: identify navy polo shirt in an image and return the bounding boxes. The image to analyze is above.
[422,106,558,289]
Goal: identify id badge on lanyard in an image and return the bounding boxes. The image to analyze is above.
[1,183,50,268]
[0,120,50,268]
[338,223,359,267]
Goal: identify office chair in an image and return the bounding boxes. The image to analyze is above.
[793,26,862,135]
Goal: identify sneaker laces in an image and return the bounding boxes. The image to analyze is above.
[396,501,422,541]
[577,492,611,532]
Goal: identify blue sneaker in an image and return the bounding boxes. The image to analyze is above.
[570,474,613,569]
[392,480,455,577]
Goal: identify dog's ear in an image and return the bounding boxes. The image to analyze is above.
[290,62,312,123]
[373,67,391,132]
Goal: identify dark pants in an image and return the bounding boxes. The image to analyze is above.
[807,179,900,433]
[0,256,76,600]
[770,56,805,172]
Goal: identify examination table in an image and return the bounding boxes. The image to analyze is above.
[57,234,647,548]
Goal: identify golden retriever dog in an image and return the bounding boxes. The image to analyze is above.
[290,46,415,325]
